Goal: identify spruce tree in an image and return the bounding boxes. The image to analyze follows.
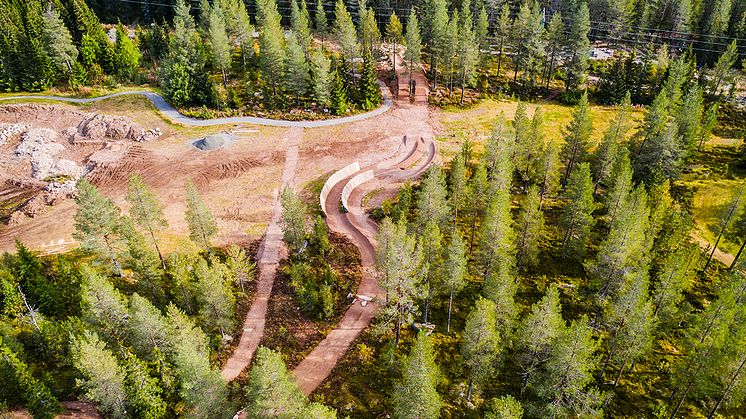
[71,331,128,418]
[334,0,359,60]
[315,0,329,43]
[194,259,234,337]
[404,9,422,86]
[329,63,349,115]
[286,32,310,103]
[290,0,313,52]
[358,48,381,110]
[184,179,218,252]
[259,0,286,103]
[245,346,307,416]
[543,12,564,89]
[485,396,523,418]
[207,3,231,87]
[565,1,591,91]
[385,12,403,73]
[559,163,596,260]
[416,166,451,230]
[0,344,61,419]
[41,5,78,79]
[114,23,141,81]
[311,48,332,107]
[280,187,307,256]
[456,0,479,103]
[393,332,442,419]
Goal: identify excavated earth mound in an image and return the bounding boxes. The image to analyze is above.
[194,133,235,150]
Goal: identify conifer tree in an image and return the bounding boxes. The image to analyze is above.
[475,6,489,55]
[41,6,78,79]
[290,0,313,52]
[114,23,141,81]
[516,285,564,394]
[565,1,591,90]
[726,200,746,267]
[280,187,307,256]
[676,84,704,159]
[537,316,602,417]
[120,218,165,305]
[259,0,286,102]
[698,103,718,150]
[73,179,123,277]
[593,92,632,191]
[122,353,167,418]
[485,396,523,418]
[329,63,349,115]
[559,163,596,260]
[358,48,381,110]
[334,0,359,60]
[538,141,562,208]
[126,174,167,269]
[393,332,442,419]
[495,3,511,75]
[127,293,168,358]
[561,91,593,184]
[403,9,422,89]
[161,0,201,107]
[286,32,310,103]
[311,48,332,106]
[543,12,564,89]
[207,3,231,87]
[461,298,501,400]
[376,218,424,347]
[429,0,449,89]
[185,179,218,252]
[420,221,442,324]
[448,154,467,223]
[416,166,451,230]
[360,8,381,52]
[515,185,545,270]
[439,233,467,332]
[315,0,329,43]
[245,346,306,416]
[385,12,403,72]
[72,331,128,418]
[605,147,633,223]
[708,40,739,97]
[225,244,256,292]
[0,344,61,419]
[194,259,234,337]
[80,266,129,342]
[457,0,479,103]
[467,164,489,253]
[652,246,696,325]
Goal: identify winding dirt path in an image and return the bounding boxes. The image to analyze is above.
[221,127,302,381]
[292,59,434,394]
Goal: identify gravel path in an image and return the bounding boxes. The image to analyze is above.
[221,127,302,381]
[0,85,393,128]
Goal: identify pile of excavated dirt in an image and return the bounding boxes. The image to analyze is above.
[194,133,235,150]
[0,104,164,224]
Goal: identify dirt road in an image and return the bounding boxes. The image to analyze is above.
[221,127,302,381]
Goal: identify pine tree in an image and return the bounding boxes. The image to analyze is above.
[560,163,596,260]
[698,103,718,150]
[127,293,168,358]
[708,40,738,97]
[207,3,231,87]
[376,218,425,347]
[226,244,256,292]
[403,9,422,86]
[515,185,545,270]
[120,218,165,305]
[439,233,467,332]
[539,141,562,208]
[126,174,167,269]
[592,92,632,191]
[448,154,467,223]
[511,0,545,87]
[122,353,167,419]
[495,3,511,75]
[600,270,656,387]
[605,147,633,223]
[515,106,545,186]
[71,331,128,418]
[561,91,593,184]
[652,246,696,326]
[280,187,307,256]
[466,164,489,253]
[386,12,403,73]
[334,0,359,60]
[725,199,746,268]
[393,332,442,419]
[360,7,381,52]
[161,0,201,107]
[329,63,349,115]
[516,285,564,394]
[420,220,442,324]
[73,179,123,277]
[456,0,479,103]
[41,5,78,79]
[429,0,449,89]
[479,188,515,282]
[114,23,141,81]
[537,316,602,418]
[185,180,218,252]
[245,346,307,416]
[358,48,381,110]
[544,12,564,89]
[475,6,489,57]
[565,1,591,91]
[461,298,501,400]
[286,31,310,103]
[416,166,451,230]
[676,84,704,159]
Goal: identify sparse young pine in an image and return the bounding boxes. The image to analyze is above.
[416,166,451,230]
[185,179,218,252]
[280,187,307,256]
[393,332,442,419]
[461,298,501,400]
[561,91,593,184]
[126,174,168,269]
[592,92,631,190]
[515,185,545,270]
[73,179,124,276]
[375,218,425,347]
[439,233,467,332]
[516,285,564,394]
[559,163,596,260]
[537,315,602,418]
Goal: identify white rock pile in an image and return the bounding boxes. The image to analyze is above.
[0,124,28,146]
[15,128,85,180]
